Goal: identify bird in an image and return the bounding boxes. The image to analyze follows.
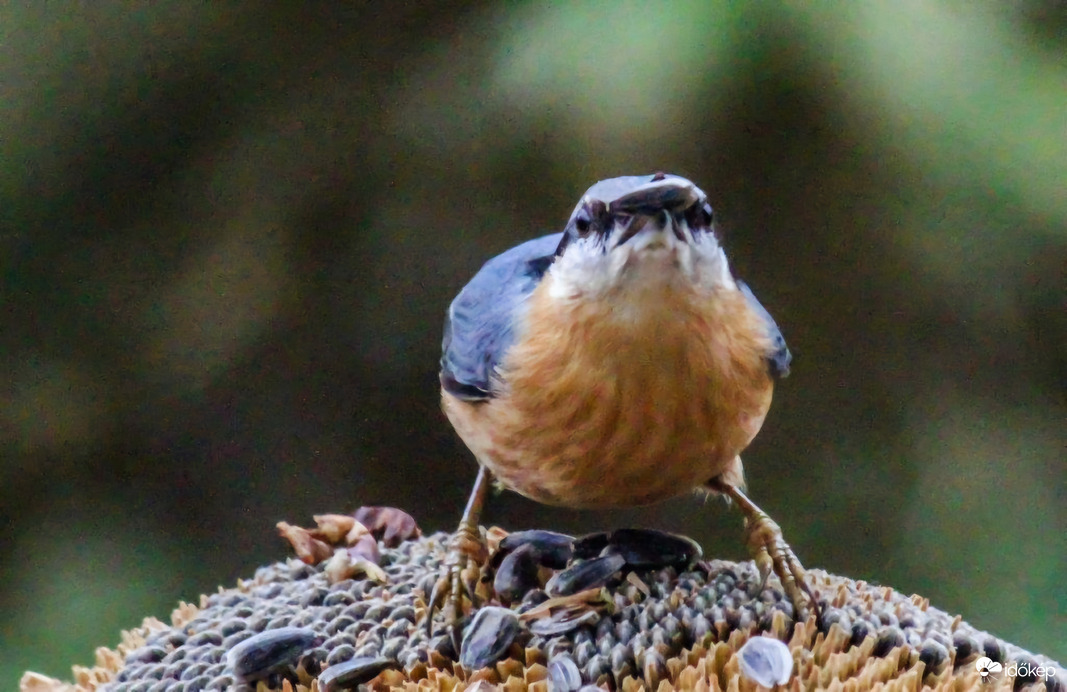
[430,172,816,634]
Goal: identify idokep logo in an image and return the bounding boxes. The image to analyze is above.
[975,656,1059,683]
[975,657,1003,681]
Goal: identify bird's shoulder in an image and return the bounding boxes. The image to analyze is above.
[440,233,562,400]
[735,280,791,379]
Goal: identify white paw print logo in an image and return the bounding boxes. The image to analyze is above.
[975,656,1003,681]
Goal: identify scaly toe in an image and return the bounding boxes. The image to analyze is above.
[744,515,819,620]
[423,527,490,640]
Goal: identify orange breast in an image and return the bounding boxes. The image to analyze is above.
[442,270,775,509]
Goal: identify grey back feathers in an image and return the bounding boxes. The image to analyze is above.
[440,233,561,401]
[737,280,792,379]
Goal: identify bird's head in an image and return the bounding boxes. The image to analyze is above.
[549,173,734,299]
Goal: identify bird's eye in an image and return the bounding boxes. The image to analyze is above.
[573,200,608,237]
[575,209,592,235]
[686,201,714,229]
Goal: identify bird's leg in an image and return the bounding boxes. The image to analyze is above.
[426,465,493,645]
[707,476,820,621]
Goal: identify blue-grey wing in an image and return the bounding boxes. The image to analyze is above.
[441,233,562,400]
[736,280,791,378]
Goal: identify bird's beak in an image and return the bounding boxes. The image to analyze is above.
[609,181,701,217]
[609,181,701,247]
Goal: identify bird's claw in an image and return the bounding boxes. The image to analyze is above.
[425,524,488,649]
[743,512,820,621]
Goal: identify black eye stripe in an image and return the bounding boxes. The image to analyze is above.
[683,201,713,229]
[573,200,610,238]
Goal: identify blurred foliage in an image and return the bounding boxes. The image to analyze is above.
[1,1,1064,685]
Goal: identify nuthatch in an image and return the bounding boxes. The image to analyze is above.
[431,173,816,632]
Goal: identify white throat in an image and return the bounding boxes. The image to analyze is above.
[547,229,735,302]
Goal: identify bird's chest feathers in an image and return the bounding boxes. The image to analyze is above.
[504,271,769,410]
[478,271,774,506]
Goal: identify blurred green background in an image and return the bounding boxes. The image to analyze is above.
[2,2,1064,684]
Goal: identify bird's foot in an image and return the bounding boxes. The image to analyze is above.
[743,510,820,621]
[426,522,488,650]
[707,476,821,622]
